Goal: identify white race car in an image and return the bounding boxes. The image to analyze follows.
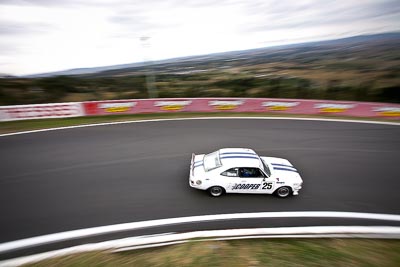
[189,148,303,197]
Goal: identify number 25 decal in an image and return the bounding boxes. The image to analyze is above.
[262,182,273,190]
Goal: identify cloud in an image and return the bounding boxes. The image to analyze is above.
[237,0,400,35]
[0,20,52,35]
[0,0,399,75]
[0,0,81,7]
[109,12,169,30]
[0,42,21,53]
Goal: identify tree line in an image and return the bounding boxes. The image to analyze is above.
[0,74,398,105]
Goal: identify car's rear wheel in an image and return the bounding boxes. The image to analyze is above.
[208,186,224,197]
[275,186,291,198]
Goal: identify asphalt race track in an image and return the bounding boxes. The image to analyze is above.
[1,118,400,245]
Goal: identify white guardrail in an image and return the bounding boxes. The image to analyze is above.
[1,211,400,266]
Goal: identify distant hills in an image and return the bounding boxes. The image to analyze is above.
[22,32,400,78]
[2,31,399,105]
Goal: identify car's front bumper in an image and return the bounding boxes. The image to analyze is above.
[292,184,302,195]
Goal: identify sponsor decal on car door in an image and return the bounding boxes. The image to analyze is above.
[230,181,262,193]
[231,168,270,194]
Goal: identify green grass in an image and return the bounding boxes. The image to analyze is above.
[24,239,400,267]
[1,112,399,134]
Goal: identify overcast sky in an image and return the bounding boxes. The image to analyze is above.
[0,0,399,76]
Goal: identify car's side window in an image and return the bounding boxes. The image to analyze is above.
[221,168,239,177]
[256,168,267,178]
[239,168,265,178]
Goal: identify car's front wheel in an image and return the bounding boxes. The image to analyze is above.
[275,186,291,198]
[208,186,224,197]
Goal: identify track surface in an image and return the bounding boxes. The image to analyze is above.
[1,118,399,243]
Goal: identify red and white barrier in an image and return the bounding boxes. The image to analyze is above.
[82,98,400,119]
[1,98,399,121]
[0,103,84,121]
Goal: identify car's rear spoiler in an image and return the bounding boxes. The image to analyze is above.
[190,153,195,176]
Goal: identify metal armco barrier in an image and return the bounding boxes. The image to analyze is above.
[1,98,400,121]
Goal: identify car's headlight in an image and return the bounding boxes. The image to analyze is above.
[196,180,202,185]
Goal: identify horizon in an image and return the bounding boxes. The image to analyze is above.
[6,31,400,78]
[1,0,400,76]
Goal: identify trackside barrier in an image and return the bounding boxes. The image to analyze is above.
[1,226,400,266]
[82,98,400,118]
[0,102,83,121]
[1,98,400,121]
[1,211,400,254]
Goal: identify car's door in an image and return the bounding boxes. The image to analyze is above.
[231,167,265,194]
[221,168,247,193]
[222,167,275,194]
[238,167,277,194]
[258,176,276,194]
[222,168,260,193]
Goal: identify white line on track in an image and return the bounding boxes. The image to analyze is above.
[0,116,399,137]
[1,211,400,254]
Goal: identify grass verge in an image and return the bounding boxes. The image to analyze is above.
[24,239,400,267]
[1,112,399,134]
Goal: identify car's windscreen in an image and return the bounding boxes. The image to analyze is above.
[261,159,271,177]
[203,151,222,171]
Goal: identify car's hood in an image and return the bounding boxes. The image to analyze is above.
[261,156,302,183]
[271,169,302,183]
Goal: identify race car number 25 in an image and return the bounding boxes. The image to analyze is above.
[262,182,273,190]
